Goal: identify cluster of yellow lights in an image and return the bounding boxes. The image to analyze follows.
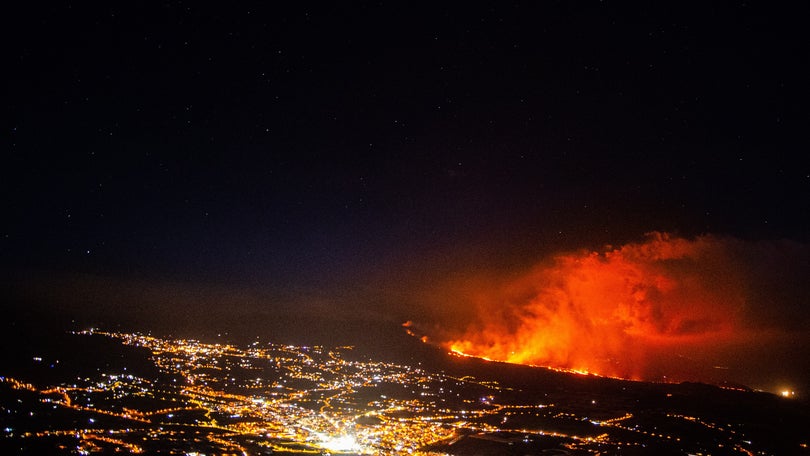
[0,329,800,455]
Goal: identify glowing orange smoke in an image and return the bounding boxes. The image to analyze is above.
[435,233,748,381]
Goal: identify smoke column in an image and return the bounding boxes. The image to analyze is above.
[416,233,809,388]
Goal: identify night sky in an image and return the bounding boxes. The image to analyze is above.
[4,3,809,387]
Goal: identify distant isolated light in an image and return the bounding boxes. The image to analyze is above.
[781,390,795,398]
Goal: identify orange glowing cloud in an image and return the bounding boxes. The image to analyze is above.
[423,233,761,381]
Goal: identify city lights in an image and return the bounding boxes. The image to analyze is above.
[0,329,803,455]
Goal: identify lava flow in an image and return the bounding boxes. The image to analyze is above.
[421,233,752,382]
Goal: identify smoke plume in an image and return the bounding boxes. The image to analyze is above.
[415,233,809,389]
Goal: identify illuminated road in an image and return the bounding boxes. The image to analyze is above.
[1,330,807,455]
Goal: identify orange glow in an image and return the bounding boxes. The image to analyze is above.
[429,233,750,381]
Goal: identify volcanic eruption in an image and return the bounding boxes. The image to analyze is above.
[415,232,806,384]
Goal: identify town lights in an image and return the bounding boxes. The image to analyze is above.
[318,433,363,453]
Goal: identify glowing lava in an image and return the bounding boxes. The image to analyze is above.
[431,233,748,381]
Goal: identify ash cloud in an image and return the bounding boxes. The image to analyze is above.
[411,233,810,391]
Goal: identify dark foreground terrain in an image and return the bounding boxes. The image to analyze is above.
[1,309,808,455]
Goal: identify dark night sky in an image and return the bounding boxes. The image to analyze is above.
[3,2,809,329]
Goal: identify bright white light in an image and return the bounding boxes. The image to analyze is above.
[320,433,361,452]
